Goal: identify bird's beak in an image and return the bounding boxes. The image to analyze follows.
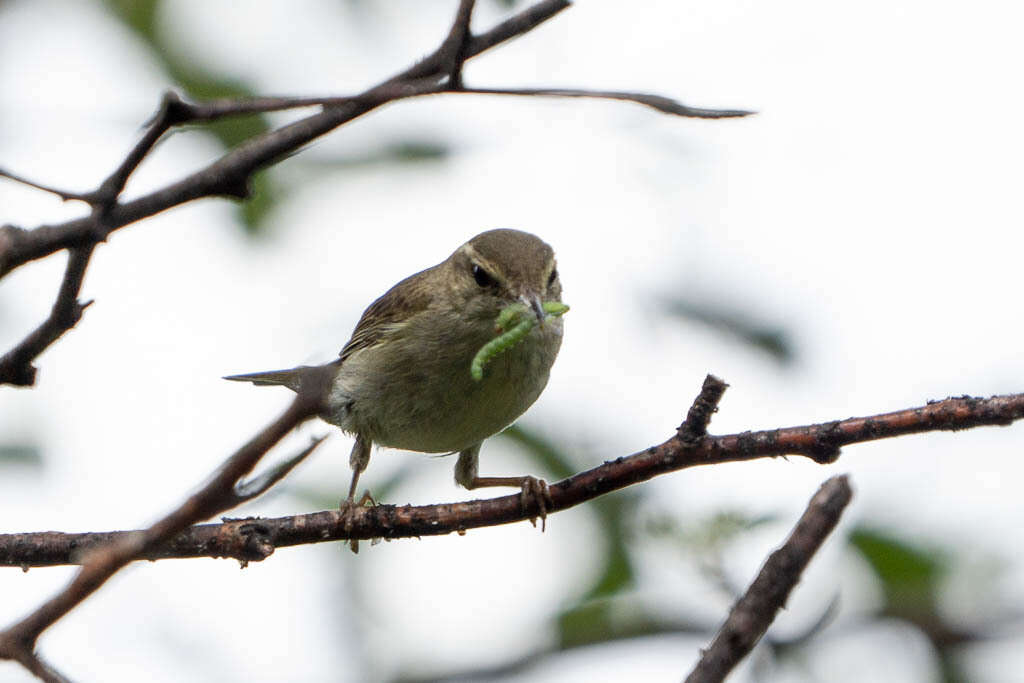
[521,293,546,323]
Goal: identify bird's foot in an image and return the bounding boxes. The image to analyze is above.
[519,476,553,531]
[462,473,555,531]
[339,489,376,553]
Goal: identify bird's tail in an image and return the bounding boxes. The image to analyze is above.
[223,366,316,393]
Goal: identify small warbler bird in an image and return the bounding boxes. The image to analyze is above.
[226,229,564,519]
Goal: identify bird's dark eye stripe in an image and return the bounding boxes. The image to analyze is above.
[547,268,558,287]
[472,264,495,287]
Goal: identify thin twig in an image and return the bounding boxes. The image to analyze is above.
[89,91,188,208]
[0,245,95,386]
[463,0,570,59]
[167,94,351,120]
[679,374,729,442]
[0,169,92,203]
[2,383,1020,566]
[0,91,185,211]
[232,435,329,504]
[454,86,755,118]
[0,382,327,665]
[684,475,853,683]
[10,650,70,683]
[437,0,478,88]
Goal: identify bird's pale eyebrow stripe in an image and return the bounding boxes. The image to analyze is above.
[460,245,506,285]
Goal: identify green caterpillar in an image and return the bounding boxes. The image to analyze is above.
[470,301,569,381]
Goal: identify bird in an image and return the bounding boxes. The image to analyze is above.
[225,228,565,524]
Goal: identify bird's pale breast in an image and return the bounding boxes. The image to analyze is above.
[325,311,563,453]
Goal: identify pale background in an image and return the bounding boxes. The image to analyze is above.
[1,0,1023,681]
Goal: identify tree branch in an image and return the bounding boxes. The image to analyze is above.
[454,87,755,118]
[0,0,575,278]
[437,0,477,88]
[0,244,95,386]
[0,90,190,210]
[0,170,92,204]
[2,381,1019,567]
[0,0,752,280]
[0,0,754,389]
[679,374,729,442]
[685,475,853,683]
[9,650,69,683]
[0,376,329,666]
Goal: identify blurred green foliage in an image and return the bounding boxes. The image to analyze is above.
[850,526,949,615]
[850,526,973,683]
[0,443,43,469]
[649,509,779,554]
[396,507,1003,681]
[317,141,450,170]
[103,0,276,234]
[662,296,795,366]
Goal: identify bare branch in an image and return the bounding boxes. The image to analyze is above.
[0,169,92,203]
[678,374,729,442]
[437,0,478,87]
[163,94,347,120]
[165,23,576,123]
[454,87,755,118]
[0,91,186,211]
[232,435,329,504]
[88,91,188,208]
[0,245,95,386]
[8,650,70,683]
[8,651,70,683]
[0,0,575,278]
[0,375,328,665]
[126,72,756,142]
[2,384,1020,566]
[685,475,853,683]
[464,0,570,60]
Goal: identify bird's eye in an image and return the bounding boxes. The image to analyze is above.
[547,268,558,288]
[472,264,495,288]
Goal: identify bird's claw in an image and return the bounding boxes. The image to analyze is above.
[520,476,553,531]
[339,489,376,553]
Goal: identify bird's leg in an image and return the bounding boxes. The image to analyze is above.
[340,435,374,552]
[345,434,375,503]
[455,444,553,530]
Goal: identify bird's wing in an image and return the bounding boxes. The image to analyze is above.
[339,266,437,362]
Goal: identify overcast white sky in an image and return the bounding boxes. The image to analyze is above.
[2,1,1024,681]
